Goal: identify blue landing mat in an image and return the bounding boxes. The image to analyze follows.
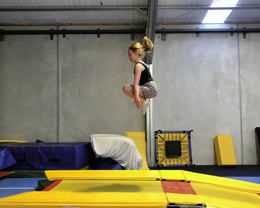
[0,178,42,198]
[227,176,260,184]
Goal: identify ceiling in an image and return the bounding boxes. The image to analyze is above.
[1,0,260,28]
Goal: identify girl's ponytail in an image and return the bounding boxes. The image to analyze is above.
[128,36,154,58]
[143,36,154,52]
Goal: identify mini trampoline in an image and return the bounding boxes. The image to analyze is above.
[155,130,193,167]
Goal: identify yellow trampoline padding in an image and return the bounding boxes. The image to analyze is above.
[0,139,27,143]
[183,170,260,194]
[163,172,260,208]
[45,170,161,181]
[159,170,186,181]
[125,131,149,170]
[190,182,260,208]
[0,180,167,208]
[1,170,260,208]
[164,194,205,207]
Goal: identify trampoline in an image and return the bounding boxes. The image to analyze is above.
[0,170,260,208]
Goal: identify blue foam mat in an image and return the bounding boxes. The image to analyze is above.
[227,176,260,184]
[0,188,34,198]
[0,178,43,198]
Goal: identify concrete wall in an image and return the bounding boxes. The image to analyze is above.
[239,33,260,164]
[153,33,260,165]
[0,28,259,164]
[0,33,145,142]
[0,35,57,141]
[59,35,144,141]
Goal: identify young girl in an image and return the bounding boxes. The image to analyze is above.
[122,36,158,114]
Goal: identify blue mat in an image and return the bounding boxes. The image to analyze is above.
[0,178,42,198]
[227,176,260,184]
[0,142,89,170]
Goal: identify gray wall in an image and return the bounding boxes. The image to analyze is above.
[153,33,260,165]
[59,35,145,141]
[0,32,145,142]
[0,35,57,141]
[0,28,259,165]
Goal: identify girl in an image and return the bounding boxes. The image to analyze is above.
[122,36,158,114]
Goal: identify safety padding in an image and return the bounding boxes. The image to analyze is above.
[0,178,41,198]
[0,148,16,170]
[46,170,161,181]
[0,140,27,143]
[214,135,237,166]
[125,132,149,170]
[92,157,124,170]
[1,170,260,208]
[86,143,124,170]
[0,142,89,170]
[155,130,193,167]
[90,134,143,170]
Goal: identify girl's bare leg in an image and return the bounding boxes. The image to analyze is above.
[122,84,145,105]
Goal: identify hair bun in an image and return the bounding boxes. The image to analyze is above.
[143,36,154,51]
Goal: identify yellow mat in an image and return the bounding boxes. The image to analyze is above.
[125,131,149,170]
[161,170,260,208]
[189,181,260,208]
[214,135,237,166]
[0,139,27,143]
[46,170,160,181]
[182,170,260,194]
[167,181,260,208]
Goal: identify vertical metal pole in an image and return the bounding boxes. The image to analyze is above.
[145,0,158,168]
[56,26,61,142]
[237,31,244,163]
[145,0,158,65]
[146,65,154,167]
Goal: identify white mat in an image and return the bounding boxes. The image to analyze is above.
[90,134,143,170]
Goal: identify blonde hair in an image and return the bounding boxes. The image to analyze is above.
[128,36,154,58]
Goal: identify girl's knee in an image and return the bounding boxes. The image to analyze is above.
[122,85,131,92]
[122,85,134,97]
[122,85,128,93]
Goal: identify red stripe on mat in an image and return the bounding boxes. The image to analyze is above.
[161,180,197,194]
[43,180,62,191]
[0,171,14,178]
